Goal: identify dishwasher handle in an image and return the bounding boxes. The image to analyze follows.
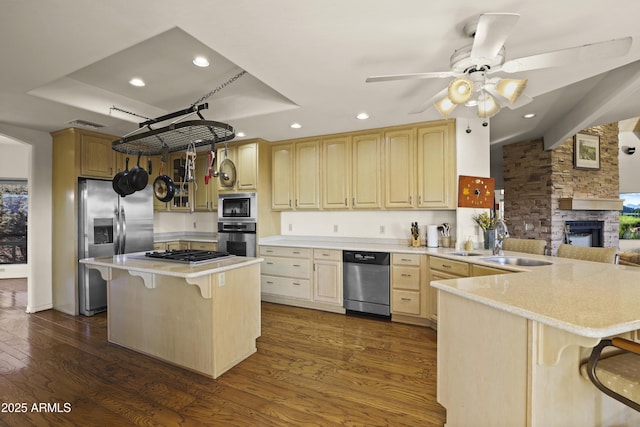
[343,251,390,265]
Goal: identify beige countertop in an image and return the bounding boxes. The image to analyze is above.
[80,253,262,279]
[260,235,640,338]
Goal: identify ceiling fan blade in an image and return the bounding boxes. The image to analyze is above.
[485,86,532,110]
[409,88,447,114]
[470,13,520,62]
[365,71,454,83]
[502,36,632,73]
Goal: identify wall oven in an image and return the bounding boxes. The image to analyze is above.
[217,193,257,257]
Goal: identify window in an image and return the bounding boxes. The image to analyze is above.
[0,180,27,263]
[620,193,640,240]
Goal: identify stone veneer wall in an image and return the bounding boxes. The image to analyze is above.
[503,123,620,255]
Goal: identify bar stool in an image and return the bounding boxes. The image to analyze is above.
[557,244,618,264]
[502,238,546,255]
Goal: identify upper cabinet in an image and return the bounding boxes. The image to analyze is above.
[271,119,455,211]
[78,132,116,178]
[216,139,266,193]
[384,120,455,210]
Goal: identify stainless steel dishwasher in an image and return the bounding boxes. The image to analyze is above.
[343,251,390,317]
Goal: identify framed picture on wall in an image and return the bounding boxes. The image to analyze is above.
[574,133,600,170]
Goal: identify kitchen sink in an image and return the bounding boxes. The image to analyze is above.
[481,256,552,267]
[448,251,483,256]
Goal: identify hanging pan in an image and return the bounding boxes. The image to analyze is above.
[127,152,149,191]
[114,157,135,197]
[153,150,175,203]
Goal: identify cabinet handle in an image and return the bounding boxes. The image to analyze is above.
[293,264,301,267]
[401,273,412,277]
[401,258,412,262]
[401,297,412,301]
[344,198,347,206]
[322,253,330,256]
[266,262,273,265]
[296,199,298,207]
[293,251,301,254]
[289,199,292,207]
[352,197,356,205]
[441,264,452,269]
[293,282,301,286]
[418,195,422,204]
[409,196,413,205]
[265,249,273,253]
[266,281,274,284]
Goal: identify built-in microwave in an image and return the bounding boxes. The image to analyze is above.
[218,192,257,222]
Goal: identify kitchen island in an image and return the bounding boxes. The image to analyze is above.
[80,254,263,379]
[432,259,640,426]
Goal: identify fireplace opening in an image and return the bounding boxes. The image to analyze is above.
[564,221,604,247]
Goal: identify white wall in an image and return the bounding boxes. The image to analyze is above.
[0,125,53,313]
[455,118,492,249]
[619,130,640,193]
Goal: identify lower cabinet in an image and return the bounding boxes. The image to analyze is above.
[429,256,470,326]
[259,245,344,313]
[391,253,431,327]
[154,241,217,251]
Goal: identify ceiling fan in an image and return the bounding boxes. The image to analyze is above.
[366,13,632,119]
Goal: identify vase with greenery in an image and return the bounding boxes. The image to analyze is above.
[472,211,499,250]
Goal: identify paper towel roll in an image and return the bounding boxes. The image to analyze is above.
[427,225,439,248]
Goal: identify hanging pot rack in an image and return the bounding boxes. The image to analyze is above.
[111,103,235,156]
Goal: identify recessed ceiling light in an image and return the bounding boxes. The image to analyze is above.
[290,123,302,129]
[193,56,210,67]
[523,113,536,119]
[129,78,145,87]
[356,112,369,120]
[236,131,246,137]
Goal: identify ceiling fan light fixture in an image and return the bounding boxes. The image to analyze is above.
[496,78,528,104]
[477,93,500,118]
[434,97,457,118]
[448,77,474,104]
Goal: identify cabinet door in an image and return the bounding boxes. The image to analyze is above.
[322,136,350,209]
[80,134,114,178]
[194,155,212,211]
[272,144,294,210]
[295,140,320,209]
[149,155,169,211]
[169,153,191,210]
[313,260,342,305]
[236,142,258,191]
[351,133,382,209]
[416,122,455,208]
[384,128,415,208]
[216,145,236,192]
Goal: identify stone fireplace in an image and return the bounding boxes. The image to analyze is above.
[503,123,620,255]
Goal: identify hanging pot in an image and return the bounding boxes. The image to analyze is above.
[115,157,135,197]
[127,152,149,191]
[153,160,175,203]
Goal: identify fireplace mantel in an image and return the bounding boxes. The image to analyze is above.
[558,198,623,211]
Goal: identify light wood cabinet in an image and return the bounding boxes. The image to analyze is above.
[189,241,218,251]
[383,121,455,209]
[351,132,383,209]
[322,136,351,209]
[471,264,510,276]
[80,132,116,178]
[271,140,320,210]
[168,152,191,210]
[260,246,312,301]
[148,155,169,211]
[295,140,320,209]
[271,143,294,210]
[429,256,470,325]
[313,249,342,305]
[166,241,189,250]
[194,154,218,211]
[216,140,260,192]
[391,253,429,326]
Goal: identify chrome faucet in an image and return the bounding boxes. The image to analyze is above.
[493,218,509,255]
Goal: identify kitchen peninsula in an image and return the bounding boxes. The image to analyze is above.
[80,253,262,379]
[433,260,640,426]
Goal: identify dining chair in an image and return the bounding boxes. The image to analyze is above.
[502,238,547,255]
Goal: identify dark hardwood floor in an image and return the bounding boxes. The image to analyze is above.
[0,279,446,426]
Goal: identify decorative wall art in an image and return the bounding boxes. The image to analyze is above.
[574,132,600,170]
[457,175,495,208]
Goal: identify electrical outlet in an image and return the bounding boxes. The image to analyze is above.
[193,221,197,229]
[380,225,385,234]
[333,224,338,233]
[218,272,225,287]
[288,224,293,231]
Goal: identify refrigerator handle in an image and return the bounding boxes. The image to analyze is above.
[114,207,121,254]
[121,206,127,254]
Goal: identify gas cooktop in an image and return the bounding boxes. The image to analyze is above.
[136,249,235,265]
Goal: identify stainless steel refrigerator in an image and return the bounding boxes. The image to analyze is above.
[78,178,153,316]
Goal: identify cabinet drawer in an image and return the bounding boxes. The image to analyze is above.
[429,256,469,277]
[189,242,217,251]
[392,290,421,316]
[261,275,311,300]
[392,266,420,291]
[153,242,166,251]
[261,257,311,278]
[392,253,421,266]
[313,248,341,261]
[259,246,310,258]
[471,264,510,277]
